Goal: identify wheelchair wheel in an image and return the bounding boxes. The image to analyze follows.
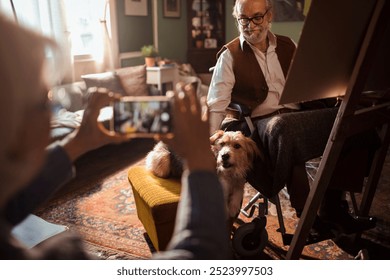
[232,219,268,258]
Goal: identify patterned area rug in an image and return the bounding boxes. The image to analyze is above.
[35,145,390,260]
[37,165,153,259]
[238,185,355,260]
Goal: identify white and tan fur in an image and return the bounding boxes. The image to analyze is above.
[145,130,262,221]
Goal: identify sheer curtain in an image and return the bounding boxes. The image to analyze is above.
[99,0,115,72]
[63,0,113,73]
[1,0,73,83]
[1,0,115,82]
[95,0,118,72]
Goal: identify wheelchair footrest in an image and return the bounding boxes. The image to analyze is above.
[281,229,335,246]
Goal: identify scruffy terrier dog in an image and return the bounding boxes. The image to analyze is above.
[145,130,262,223]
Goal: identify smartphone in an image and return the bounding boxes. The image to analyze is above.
[111,96,173,138]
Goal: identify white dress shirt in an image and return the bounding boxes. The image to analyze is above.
[207,31,299,133]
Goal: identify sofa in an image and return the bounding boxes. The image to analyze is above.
[49,65,159,140]
[49,63,210,141]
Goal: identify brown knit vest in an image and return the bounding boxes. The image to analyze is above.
[217,35,296,110]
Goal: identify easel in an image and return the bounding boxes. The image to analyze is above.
[286,0,390,259]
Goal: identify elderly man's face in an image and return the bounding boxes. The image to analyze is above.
[236,0,272,46]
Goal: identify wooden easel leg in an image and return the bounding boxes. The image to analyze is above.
[359,123,390,216]
[285,139,345,259]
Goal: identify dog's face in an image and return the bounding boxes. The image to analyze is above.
[210,131,262,179]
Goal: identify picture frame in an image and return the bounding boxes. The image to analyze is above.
[204,38,217,49]
[272,0,309,22]
[125,0,148,16]
[163,0,181,18]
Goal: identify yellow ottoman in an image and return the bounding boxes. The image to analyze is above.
[128,165,181,251]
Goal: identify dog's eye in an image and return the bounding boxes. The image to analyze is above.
[219,142,225,147]
[234,143,241,149]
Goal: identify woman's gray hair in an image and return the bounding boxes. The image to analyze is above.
[0,14,58,192]
[232,0,273,18]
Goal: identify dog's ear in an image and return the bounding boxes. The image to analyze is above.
[209,130,224,145]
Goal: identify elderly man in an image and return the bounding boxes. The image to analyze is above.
[208,0,300,134]
[207,0,377,235]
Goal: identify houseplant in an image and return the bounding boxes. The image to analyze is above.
[141,45,158,67]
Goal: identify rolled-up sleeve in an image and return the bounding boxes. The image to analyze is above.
[207,49,235,133]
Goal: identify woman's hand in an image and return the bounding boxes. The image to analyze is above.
[62,88,132,161]
[160,83,215,172]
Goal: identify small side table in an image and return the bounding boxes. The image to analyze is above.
[146,65,179,94]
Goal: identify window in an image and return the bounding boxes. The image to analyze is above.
[63,0,109,58]
[0,0,114,61]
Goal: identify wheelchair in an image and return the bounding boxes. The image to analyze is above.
[208,67,378,258]
[225,102,376,258]
[225,103,299,257]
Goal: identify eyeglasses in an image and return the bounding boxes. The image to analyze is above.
[237,9,269,26]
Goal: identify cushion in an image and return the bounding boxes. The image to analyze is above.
[81,71,126,95]
[50,107,112,141]
[128,165,181,251]
[116,65,148,96]
[50,81,86,112]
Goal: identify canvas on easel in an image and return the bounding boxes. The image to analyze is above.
[279,0,379,105]
[276,0,390,259]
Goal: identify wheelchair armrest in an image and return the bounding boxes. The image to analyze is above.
[228,102,252,117]
[227,102,255,133]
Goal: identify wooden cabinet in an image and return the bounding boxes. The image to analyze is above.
[187,0,225,73]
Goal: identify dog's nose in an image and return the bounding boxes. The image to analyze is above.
[222,153,230,161]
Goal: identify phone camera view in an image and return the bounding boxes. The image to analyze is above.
[113,98,172,136]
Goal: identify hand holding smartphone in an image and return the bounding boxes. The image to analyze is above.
[111,95,173,138]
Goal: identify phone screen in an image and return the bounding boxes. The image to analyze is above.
[112,96,173,137]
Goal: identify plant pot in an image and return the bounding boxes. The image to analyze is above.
[145,57,156,67]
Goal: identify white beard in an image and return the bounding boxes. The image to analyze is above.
[241,26,269,46]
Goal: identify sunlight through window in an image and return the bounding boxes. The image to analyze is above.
[0,0,109,58]
[64,0,108,58]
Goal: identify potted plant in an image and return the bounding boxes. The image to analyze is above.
[141,45,158,67]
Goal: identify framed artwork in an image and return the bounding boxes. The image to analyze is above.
[163,0,181,18]
[125,0,148,16]
[204,38,217,49]
[272,0,309,22]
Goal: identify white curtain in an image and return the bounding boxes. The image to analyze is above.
[99,0,115,72]
[2,0,73,83]
[1,0,114,82]
[63,0,114,75]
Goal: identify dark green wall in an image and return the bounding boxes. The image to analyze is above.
[156,0,188,63]
[117,0,303,66]
[225,0,238,41]
[225,0,304,43]
[116,0,154,52]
